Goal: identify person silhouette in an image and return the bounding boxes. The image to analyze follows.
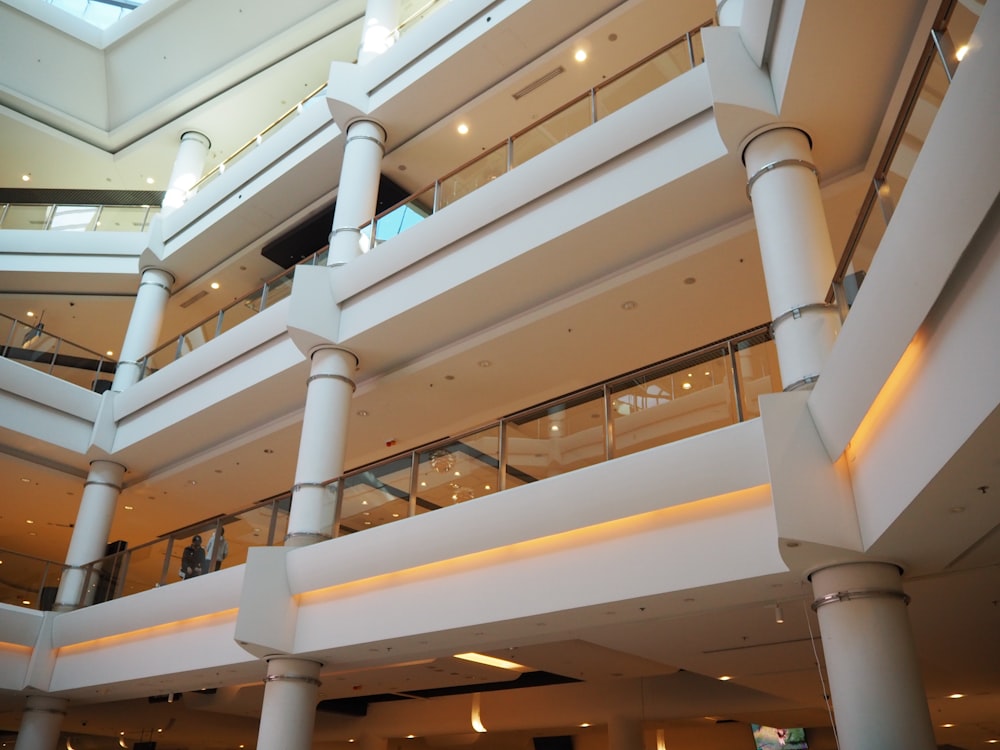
[180,534,206,579]
[206,526,229,572]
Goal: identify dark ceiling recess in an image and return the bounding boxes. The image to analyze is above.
[316,670,580,716]
[261,175,411,269]
[0,188,165,206]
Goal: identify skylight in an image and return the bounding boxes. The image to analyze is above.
[40,0,148,29]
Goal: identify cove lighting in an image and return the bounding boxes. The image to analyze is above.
[454,652,527,671]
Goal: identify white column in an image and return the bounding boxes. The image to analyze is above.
[743,126,841,390]
[162,130,211,212]
[256,657,322,750]
[285,347,357,547]
[54,460,126,611]
[608,716,644,750]
[810,562,936,750]
[14,696,66,750]
[328,119,387,267]
[112,266,175,391]
[715,0,743,27]
[358,0,401,64]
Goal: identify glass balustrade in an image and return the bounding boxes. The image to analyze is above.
[364,22,712,247]
[0,203,158,231]
[1,313,116,391]
[2,325,776,610]
[0,549,66,609]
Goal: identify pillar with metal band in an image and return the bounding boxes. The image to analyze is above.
[255,657,323,750]
[809,562,936,750]
[742,126,841,391]
[54,459,126,610]
[13,695,68,750]
[327,119,387,267]
[112,266,175,391]
[358,0,401,64]
[162,130,211,212]
[285,346,358,547]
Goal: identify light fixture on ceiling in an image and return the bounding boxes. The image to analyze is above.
[718,675,732,681]
[210,282,220,290]
[457,123,470,135]
[21,173,30,182]
[775,603,784,624]
[574,48,587,62]
[956,43,969,61]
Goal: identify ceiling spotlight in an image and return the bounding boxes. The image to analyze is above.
[774,603,784,623]
[146,177,155,185]
[210,282,220,290]
[457,123,469,135]
[22,174,31,182]
[574,49,587,62]
[955,44,969,61]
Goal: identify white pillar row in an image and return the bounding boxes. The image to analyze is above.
[112,266,175,391]
[285,346,358,547]
[54,460,126,610]
[327,119,387,267]
[608,716,644,750]
[810,562,936,750]
[13,695,67,750]
[358,0,401,64]
[742,126,841,390]
[162,130,211,212]
[255,657,323,750]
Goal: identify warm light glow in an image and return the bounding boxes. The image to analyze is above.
[210,282,220,290]
[941,723,955,728]
[682,382,692,390]
[146,177,155,185]
[26,311,35,318]
[457,123,470,135]
[106,350,114,357]
[574,49,587,62]
[656,728,667,750]
[955,44,969,61]
[949,693,965,699]
[550,424,560,432]
[718,675,732,681]
[21,174,30,182]
[59,609,240,654]
[471,692,487,733]
[454,652,527,671]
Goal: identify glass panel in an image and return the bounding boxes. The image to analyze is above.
[511,97,592,167]
[372,201,430,246]
[505,389,606,488]
[50,204,99,231]
[4,321,58,373]
[271,495,291,545]
[178,316,220,356]
[611,348,734,458]
[437,144,507,211]
[415,427,500,514]
[96,205,152,232]
[261,270,295,310]
[113,538,173,598]
[0,204,52,230]
[216,299,258,338]
[596,42,691,120]
[339,457,414,534]
[0,550,64,609]
[140,339,181,378]
[47,340,114,390]
[733,336,781,420]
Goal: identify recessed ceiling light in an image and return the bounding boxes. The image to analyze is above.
[941,723,955,728]
[25,519,34,524]
[146,177,155,185]
[948,693,965,699]
[22,599,31,605]
[124,505,134,511]
[26,311,35,318]
[682,382,692,390]
[357,410,369,417]
[955,44,969,61]
[454,652,527,670]
[20,477,30,483]
[457,123,469,135]
[106,350,114,357]
[21,174,30,182]
[621,300,637,310]
[574,49,587,62]
[210,282,220,290]
[718,675,732,681]
[579,723,591,728]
